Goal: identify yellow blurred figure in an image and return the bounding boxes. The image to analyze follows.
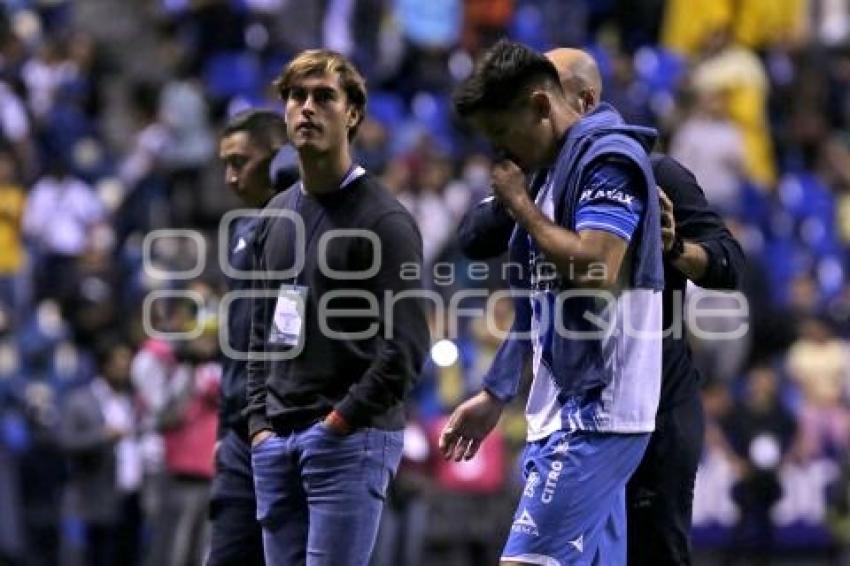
[733,0,806,49]
[691,30,777,188]
[662,0,807,188]
[661,0,734,56]
[663,0,805,55]
[0,152,25,277]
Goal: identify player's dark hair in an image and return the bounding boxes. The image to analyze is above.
[221,109,288,154]
[453,39,563,118]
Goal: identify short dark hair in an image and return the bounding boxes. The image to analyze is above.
[221,109,288,154]
[453,39,562,118]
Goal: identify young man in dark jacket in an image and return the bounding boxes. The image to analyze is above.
[245,50,429,565]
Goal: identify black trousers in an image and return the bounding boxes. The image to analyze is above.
[207,429,264,566]
[627,392,705,565]
[85,492,142,566]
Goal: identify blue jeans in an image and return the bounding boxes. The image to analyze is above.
[251,422,403,566]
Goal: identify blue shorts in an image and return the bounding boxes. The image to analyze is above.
[502,429,650,565]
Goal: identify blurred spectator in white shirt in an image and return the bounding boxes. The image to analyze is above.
[22,158,104,304]
[807,0,850,46]
[396,153,469,271]
[115,82,172,237]
[671,89,746,214]
[119,83,170,192]
[160,71,215,225]
[787,318,850,462]
[691,29,775,188]
[21,38,79,121]
[23,161,103,258]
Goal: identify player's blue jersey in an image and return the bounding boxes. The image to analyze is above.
[523,159,662,441]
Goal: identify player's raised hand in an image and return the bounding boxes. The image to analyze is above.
[439,390,504,462]
[491,159,528,212]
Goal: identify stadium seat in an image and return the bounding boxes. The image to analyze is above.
[411,91,455,153]
[203,51,263,100]
[367,90,406,129]
[508,4,550,52]
[633,46,686,95]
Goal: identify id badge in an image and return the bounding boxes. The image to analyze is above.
[268,284,308,348]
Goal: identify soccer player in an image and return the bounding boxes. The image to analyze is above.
[452,48,744,565]
[441,40,664,564]
[209,109,297,566]
[244,49,429,565]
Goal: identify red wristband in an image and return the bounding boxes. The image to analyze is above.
[327,410,352,434]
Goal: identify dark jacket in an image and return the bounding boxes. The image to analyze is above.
[245,172,430,437]
[218,215,262,439]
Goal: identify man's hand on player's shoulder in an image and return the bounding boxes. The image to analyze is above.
[659,187,677,253]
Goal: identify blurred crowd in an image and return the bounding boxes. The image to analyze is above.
[1,0,850,564]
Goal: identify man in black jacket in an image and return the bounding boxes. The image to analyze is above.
[209,109,297,566]
[444,48,744,565]
[245,49,429,565]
